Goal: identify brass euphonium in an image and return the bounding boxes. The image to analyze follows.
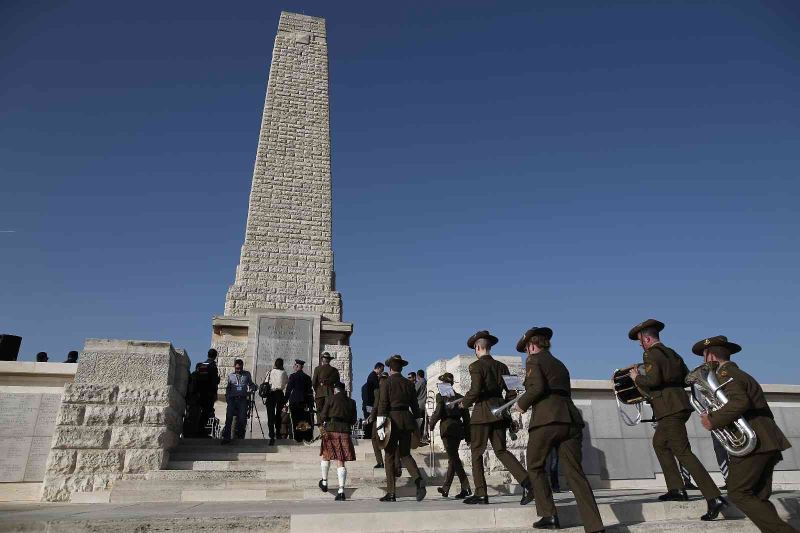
[685,362,758,457]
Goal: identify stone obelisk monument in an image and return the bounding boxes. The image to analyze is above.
[212,12,353,410]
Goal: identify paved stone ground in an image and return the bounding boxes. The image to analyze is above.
[1,490,798,532]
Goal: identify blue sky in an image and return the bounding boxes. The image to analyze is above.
[2,1,799,392]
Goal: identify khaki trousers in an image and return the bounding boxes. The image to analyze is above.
[384,429,421,493]
[654,412,720,499]
[442,435,469,492]
[728,451,796,533]
[470,422,528,497]
[527,424,603,533]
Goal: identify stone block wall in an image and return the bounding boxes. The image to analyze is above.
[41,339,189,501]
[224,11,342,321]
[324,344,352,395]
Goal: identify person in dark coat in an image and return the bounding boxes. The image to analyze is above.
[428,372,471,499]
[361,362,385,467]
[64,351,79,363]
[318,382,357,501]
[286,359,314,442]
[460,330,532,505]
[514,327,603,532]
[312,352,340,420]
[695,335,795,533]
[628,319,725,521]
[375,354,426,502]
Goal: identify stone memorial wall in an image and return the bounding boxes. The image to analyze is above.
[40,339,189,501]
[0,393,61,482]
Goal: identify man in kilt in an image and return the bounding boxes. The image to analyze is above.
[318,382,357,501]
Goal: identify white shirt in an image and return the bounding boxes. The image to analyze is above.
[268,368,288,392]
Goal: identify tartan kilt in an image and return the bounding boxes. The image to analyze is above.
[320,431,356,462]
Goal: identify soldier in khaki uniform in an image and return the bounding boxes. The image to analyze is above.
[628,319,726,521]
[312,352,340,421]
[694,335,796,533]
[514,327,604,531]
[428,372,472,499]
[375,354,426,502]
[460,330,532,505]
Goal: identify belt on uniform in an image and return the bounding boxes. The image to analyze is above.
[650,384,685,391]
[390,406,410,412]
[744,408,774,420]
[331,416,349,423]
[548,390,570,398]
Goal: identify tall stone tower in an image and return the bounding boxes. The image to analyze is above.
[212,12,352,406]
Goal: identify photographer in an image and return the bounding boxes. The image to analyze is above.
[221,359,257,444]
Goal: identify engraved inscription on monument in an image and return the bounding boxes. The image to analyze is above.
[0,393,61,482]
[255,316,314,385]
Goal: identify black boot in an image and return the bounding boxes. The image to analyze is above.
[374,463,384,469]
[533,516,560,529]
[454,488,472,499]
[520,478,534,506]
[437,487,449,498]
[335,491,346,501]
[318,479,328,493]
[658,489,688,501]
[415,477,427,502]
[379,493,396,502]
[701,496,728,521]
[268,438,275,446]
[463,494,489,505]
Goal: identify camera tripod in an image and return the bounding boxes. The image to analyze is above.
[247,392,266,439]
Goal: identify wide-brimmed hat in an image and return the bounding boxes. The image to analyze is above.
[467,330,499,349]
[515,327,554,353]
[294,359,305,366]
[438,372,454,383]
[321,351,334,360]
[628,319,665,340]
[385,354,409,370]
[692,335,742,357]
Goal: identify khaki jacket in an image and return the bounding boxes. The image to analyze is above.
[461,355,513,425]
[708,362,791,455]
[429,392,470,441]
[634,343,691,420]
[312,365,340,399]
[376,373,420,431]
[320,392,357,434]
[517,349,584,429]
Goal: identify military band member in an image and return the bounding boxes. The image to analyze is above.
[428,372,472,499]
[319,381,357,501]
[460,330,532,505]
[313,352,340,421]
[376,354,427,502]
[694,335,796,533]
[362,362,385,468]
[628,319,726,521]
[513,327,604,532]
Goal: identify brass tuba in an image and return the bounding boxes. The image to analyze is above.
[685,362,757,457]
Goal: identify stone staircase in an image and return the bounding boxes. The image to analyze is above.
[107,438,516,503]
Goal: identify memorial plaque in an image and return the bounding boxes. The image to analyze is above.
[0,437,33,482]
[0,392,63,481]
[0,394,42,437]
[255,316,314,385]
[24,436,54,481]
[34,394,62,437]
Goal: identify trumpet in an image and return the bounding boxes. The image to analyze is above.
[490,395,521,417]
[444,397,463,408]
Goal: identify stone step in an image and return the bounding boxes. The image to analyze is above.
[144,468,445,484]
[289,494,800,533]
[165,460,442,475]
[169,449,428,462]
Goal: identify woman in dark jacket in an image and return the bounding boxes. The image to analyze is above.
[318,382,357,501]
